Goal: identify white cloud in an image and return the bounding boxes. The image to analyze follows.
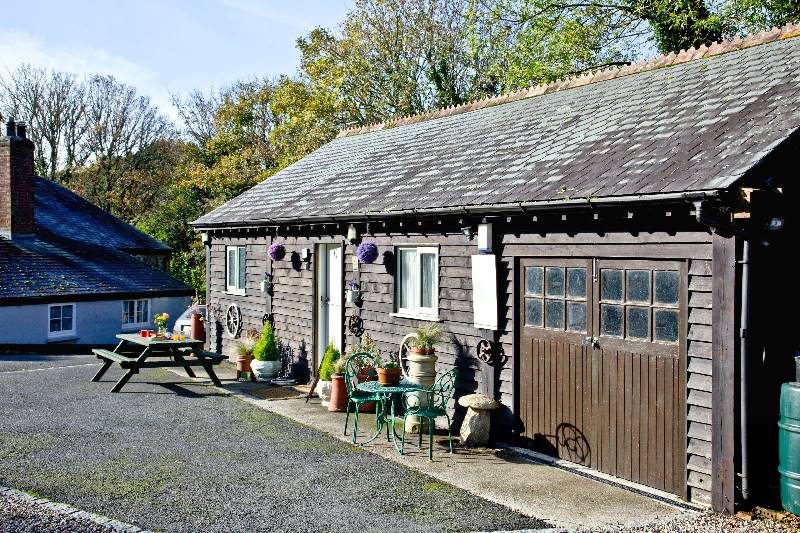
[0,28,179,121]
[213,0,313,30]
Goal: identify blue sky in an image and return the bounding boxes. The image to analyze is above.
[1,0,352,120]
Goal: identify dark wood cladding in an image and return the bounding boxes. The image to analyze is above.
[711,232,737,514]
[204,212,720,507]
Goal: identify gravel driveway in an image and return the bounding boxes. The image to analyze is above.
[0,355,546,533]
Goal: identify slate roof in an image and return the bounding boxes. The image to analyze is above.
[193,25,800,228]
[0,237,191,303]
[36,178,169,252]
[0,178,191,303]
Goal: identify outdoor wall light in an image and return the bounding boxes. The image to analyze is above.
[347,224,358,242]
[200,232,210,245]
[461,226,473,241]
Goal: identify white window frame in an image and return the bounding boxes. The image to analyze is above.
[47,303,76,339]
[121,299,151,329]
[226,245,247,295]
[392,245,439,320]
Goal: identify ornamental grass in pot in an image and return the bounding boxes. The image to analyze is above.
[410,322,444,356]
[251,322,280,382]
[328,358,348,412]
[235,331,257,381]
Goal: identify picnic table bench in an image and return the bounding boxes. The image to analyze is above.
[91,334,225,393]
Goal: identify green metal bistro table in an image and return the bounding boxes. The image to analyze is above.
[91,333,223,393]
[356,381,425,452]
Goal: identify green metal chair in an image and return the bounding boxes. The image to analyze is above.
[343,352,385,444]
[400,367,458,460]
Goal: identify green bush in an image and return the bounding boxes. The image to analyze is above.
[319,342,340,381]
[252,322,279,362]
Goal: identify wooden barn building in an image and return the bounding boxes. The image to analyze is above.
[192,26,800,512]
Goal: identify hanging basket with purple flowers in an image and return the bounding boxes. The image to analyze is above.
[355,242,379,264]
[268,243,286,261]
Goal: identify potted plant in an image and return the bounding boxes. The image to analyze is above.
[251,321,281,382]
[376,358,402,386]
[235,330,258,380]
[345,280,361,304]
[315,342,340,406]
[328,358,348,412]
[410,322,444,356]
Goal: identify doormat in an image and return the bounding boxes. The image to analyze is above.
[250,385,311,401]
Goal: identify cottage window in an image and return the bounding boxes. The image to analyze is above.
[122,299,150,327]
[226,246,247,295]
[48,303,76,339]
[394,246,438,319]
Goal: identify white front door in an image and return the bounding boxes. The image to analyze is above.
[316,243,343,366]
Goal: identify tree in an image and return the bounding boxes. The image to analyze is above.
[722,0,800,35]
[73,75,172,211]
[0,65,88,181]
[297,0,491,126]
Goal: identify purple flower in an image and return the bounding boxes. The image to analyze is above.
[268,243,286,261]
[355,242,378,264]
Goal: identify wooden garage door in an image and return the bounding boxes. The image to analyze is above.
[518,258,687,496]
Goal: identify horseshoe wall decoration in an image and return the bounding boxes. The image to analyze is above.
[347,315,364,338]
[477,339,495,364]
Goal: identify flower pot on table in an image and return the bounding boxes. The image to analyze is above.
[377,367,402,386]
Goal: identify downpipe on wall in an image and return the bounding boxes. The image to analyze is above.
[739,240,752,503]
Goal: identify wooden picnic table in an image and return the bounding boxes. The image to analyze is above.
[91,333,224,393]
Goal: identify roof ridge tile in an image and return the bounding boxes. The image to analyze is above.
[337,21,800,139]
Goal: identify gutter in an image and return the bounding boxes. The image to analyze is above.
[191,189,722,230]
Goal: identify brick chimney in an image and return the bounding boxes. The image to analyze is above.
[0,118,36,239]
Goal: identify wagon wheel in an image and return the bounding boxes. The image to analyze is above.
[225,304,242,338]
[399,333,417,380]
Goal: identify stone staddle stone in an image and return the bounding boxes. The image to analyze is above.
[458,394,499,411]
[458,394,499,447]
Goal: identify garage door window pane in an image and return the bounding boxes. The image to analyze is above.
[567,268,586,299]
[626,270,651,303]
[545,300,564,329]
[627,306,650,339]
[655,271,680,305]
[525,298,543,327]
[567,302,587,332]
[601,269,623,301]
[525,267,543,296]
[546,267,565,297]
[601,304,623,337]
[655,309,679,342]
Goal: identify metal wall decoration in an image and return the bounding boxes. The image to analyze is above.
[477,339,495,364]
[347,315,365,338]
[262,313,274,327]
[225,304,242,338]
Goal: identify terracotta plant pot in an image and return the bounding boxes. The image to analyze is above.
[410,347,435,356]
[377,367,402,386]
[236,353,254,381]
[329,374,348,412]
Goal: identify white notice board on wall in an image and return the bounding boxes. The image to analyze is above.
[471,254,498,330]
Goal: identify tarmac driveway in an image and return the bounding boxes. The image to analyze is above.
[0,354,547,533]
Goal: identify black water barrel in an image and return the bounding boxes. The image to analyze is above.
[779,382,800,515]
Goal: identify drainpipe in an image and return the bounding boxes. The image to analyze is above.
[739,239,752,502]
